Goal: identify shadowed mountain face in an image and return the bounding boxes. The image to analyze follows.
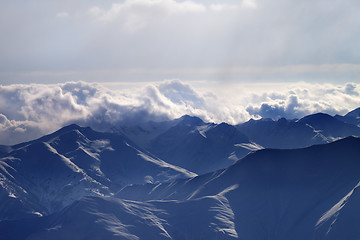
[335,107,360,127]
[237,109,360,149]
[2,137,360,240]
[118,112,360,168]
[119,115,253,174]
[0,195,238,240]
[116,137,360,240]
[236,117,328,149]
[298,113,360,139]
[0,124,195,220]
[146,116,251,174]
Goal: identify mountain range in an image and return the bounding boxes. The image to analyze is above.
[0,107,360,239]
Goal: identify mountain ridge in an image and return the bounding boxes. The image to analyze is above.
[0,124,195,220]
[1,108,360,239]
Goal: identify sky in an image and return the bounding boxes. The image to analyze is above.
[0,0,359,84]
[0,0,359,145]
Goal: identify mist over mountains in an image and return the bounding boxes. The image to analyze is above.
[1,80,359,145]
[0,106,360,239]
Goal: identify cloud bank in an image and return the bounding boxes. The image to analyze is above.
[0,80,359,145]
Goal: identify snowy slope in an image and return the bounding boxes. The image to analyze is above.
[237,117,328,149]
[298,113,360,139]
[146,115,252,174]
[315,180,360,239]
[1,116,360,239]
[0,124,195,220]
[117,137,360,240]
[0,194,238,240]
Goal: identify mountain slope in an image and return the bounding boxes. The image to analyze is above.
[1,117,360,239]
[236,117,328,149]
[118,137,360,240]
[0,124,195,220]
[117,118,180,147]
[0,194,238,240]
[315,180,360,239]
[335,107,360,127]
[298,113,360,139]
[146,115,252,174]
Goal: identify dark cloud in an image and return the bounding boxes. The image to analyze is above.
[344,82,359,96]
[246,95,302,120]
[157,80,205,107]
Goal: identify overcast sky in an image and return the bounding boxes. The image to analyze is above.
[1,0,359,84]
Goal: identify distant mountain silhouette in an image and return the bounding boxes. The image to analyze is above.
[237,117,328,148]
[298,112,360,138]
[335,107,360,127]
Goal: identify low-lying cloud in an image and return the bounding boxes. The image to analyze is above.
[0,80,359,145]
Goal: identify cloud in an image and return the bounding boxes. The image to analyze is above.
[244,82,360,119]
[157,79,205,107]
[209,0,257,11]
[1,0,359,84]
[344,82,359,96]
[246,94,302,120]
[89,0,206,32]
[0,113,43,146]
[241,0,257,9]
[0,80,359,145]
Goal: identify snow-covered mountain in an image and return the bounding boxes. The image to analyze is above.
[236,117,328,149]
[0,194,238,240]
[2,136,360,240]
[0,124,195,220]
[1,109,360,239]
[116,136,360,240]
[118,115,256,174]
[335,107,360,127]
[237,109,360,149]
[144,115,253,174]
[118,111,360,170]
[298,112,360,139]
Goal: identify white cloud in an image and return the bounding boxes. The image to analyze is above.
[0,80,359,145]
[244,82,360,119]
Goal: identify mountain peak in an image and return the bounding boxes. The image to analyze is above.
[177,115,204,126]
[345,107,360,118]
[56,123,83,133]
[298,112,360,138]
[299,112,334,122]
